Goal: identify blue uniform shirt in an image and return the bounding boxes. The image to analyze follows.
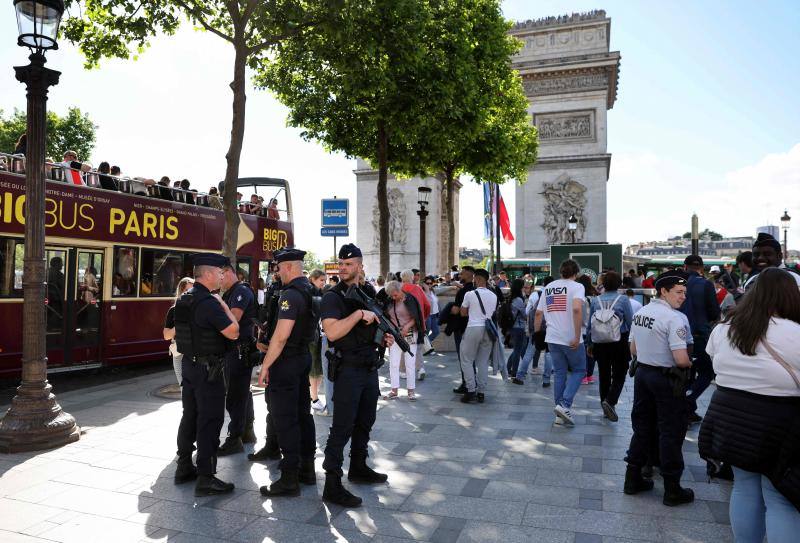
[224,282,255,341]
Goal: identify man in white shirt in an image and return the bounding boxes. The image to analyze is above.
[626,289,644,314]
[458,269,497,404]
[534,259,586,425]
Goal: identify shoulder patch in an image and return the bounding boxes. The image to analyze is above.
[677,327,687,340]
[280,299,290,311]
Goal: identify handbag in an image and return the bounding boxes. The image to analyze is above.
[474,290,498,342]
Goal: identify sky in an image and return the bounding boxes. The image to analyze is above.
[1,0,798,262]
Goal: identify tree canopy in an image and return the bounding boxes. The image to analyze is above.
[0,107,97,162]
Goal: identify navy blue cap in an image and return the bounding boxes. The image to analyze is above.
[683,255,704,267]
[753,232,781,251]
[338,243,362,259]
[192,253,230,268]
[273,246,306,263]
[654,270,688,291]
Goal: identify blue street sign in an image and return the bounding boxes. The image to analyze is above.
[321,227,349,237]
[321,198,349,228]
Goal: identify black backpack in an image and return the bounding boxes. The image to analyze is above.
[498,298,516,333]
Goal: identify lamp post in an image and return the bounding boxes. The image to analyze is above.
[567,214,578,244]
[781,210,791,258]
[417,186,431,278]
[0,0,79,453]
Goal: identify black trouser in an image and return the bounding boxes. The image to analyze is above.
[686,331,713,413]
[594,332,631,406]
[269,350,316,471]
[625,364,688,479]
[323,365,380,476]
[224,349,255,438]
[177,358,226,475]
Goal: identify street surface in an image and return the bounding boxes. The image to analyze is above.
[0,353,732,542]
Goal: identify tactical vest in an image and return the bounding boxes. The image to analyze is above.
[283,280,319,351]
[325,282,379,357]
[223,281,258,343]
[174,286,228,358]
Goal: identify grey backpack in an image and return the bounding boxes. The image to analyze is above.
[590,295,623,343]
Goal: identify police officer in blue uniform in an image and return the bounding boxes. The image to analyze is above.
[319,244,393,508]
[257,247,318,497]
[217,263,259,455]
[624,270,695,506]
[173,253,240,496]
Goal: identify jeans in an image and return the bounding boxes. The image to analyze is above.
[542,352,553,383]
[320,336,335,417]
[549,343,586,409]
[506,328,528,377]
[426,313,440,344]
[515,342,542,381]
[730,466,800,543]
[389,331,416,390]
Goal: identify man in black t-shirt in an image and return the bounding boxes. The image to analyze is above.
[451,266,475,393]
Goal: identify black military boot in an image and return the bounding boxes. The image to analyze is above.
[348,454,388,484]
[460,391,477,404]
[241,423,257,444]
[624,465,655,495]
[217,436,244,456]
[194,475,235,496]
[174,457,197,485]
[663,477,694,506]
[260,470,300,497]
[323,473,362,508]
[248,440,281,462]
[299,458,317,485]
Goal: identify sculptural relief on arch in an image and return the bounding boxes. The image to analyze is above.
[511,10,621,257]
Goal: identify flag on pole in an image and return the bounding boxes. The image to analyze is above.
[483,182,492,240]
[497,185,514,244]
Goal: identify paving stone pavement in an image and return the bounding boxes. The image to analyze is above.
[0,353,733,542]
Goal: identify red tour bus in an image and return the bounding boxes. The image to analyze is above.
[0,153,293,378]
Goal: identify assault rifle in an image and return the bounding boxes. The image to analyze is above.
[345,285,412,354]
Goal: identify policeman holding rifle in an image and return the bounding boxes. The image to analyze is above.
[623,270,695,507]
[217,262,259,455]
[256,247,318,497]
[319,244,398,507]
[173,253,239,496]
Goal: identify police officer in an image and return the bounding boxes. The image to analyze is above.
[257,248,318,497]
[319,244,393,508]
[248,272,283,462]
[216,263,259,455]
[173,253,239,496]
[624,271,695,506]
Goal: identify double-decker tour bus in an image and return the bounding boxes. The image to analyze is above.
[0,152,293,378]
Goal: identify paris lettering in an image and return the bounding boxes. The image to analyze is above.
[109,208,178,240]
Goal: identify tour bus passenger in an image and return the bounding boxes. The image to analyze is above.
[181,179,194,205]
[14,133,26,156]
[267,198,280,220]
[97,162,118,191]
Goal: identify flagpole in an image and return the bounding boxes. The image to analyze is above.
[495,183,501,275]
[488,183,495,272]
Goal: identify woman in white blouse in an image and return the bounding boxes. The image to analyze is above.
[699,268,800,543]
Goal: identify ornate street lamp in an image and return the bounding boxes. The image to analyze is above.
[0,0,79,453]
[568,214,578,244]
[417,187,432,278]
[781,210,791,258]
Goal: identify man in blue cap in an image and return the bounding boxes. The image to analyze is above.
[173,253,240,496]
[318,243,393,508]
[257,247,319,497]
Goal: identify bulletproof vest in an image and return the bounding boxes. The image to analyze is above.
[174,287,227,358]
[283,279,319,350]
[223,281,258,342]
[325,281,379,354]
[261,279,283,341]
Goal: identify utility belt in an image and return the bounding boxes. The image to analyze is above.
[324,348,383,382]
[192,354,226,385]
[636,362,691,398]
[233,337,262,368]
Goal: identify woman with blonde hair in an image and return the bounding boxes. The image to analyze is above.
[163,277,195,385]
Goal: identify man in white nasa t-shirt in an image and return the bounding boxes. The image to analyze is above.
[534,259,586,426]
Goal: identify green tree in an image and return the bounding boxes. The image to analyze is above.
[62,0,329,260]
[0,107,97,161]
[302,250,323,272]
[259,0,445,277]
[682,229,724,241]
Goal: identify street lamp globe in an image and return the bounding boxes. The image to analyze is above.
[417,186,432,207]
[781,210,791,231]
[14,0,64,53]
[568,214,578,231]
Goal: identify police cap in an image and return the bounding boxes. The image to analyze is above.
[338,243,362,259]
[192,252,230,268]
[654,270,688,291]
[683,255,704,267]
[273,246,306,263]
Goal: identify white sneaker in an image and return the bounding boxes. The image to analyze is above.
[553,416,565,426]
[311,399,325,412]
[553,405,575,426]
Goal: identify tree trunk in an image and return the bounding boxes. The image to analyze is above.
[444,167,456,270]
[221,42,247,261]
[377,120,390,278]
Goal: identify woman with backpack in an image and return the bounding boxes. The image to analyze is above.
[505,279,528,378]
[587,271,633,422]
[578,275,599,385]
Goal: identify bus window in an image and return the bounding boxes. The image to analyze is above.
[141,249,185,297]
[258,260,272,283]
[237,259,251,283]
[45,248,67,343]
[113,246,138,297]
[0,237,23,297]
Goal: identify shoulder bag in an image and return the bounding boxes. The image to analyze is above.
[475,290,499,342]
